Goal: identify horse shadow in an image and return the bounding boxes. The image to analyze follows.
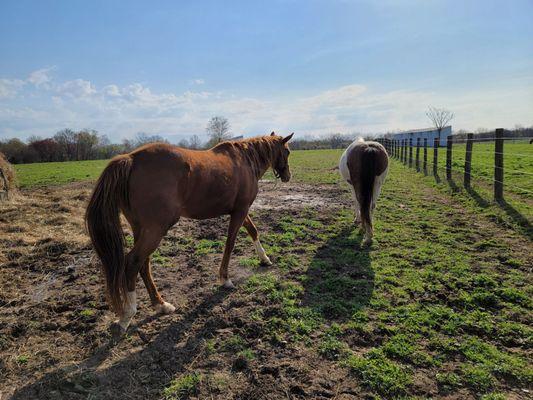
[302,225,374,320]
[10,288,230,400]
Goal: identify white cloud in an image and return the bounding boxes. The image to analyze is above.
[0,78,26,98]
[1,69,532,141]
[27,67,55,88]
[191,78,205,85]
[57,79,97,98]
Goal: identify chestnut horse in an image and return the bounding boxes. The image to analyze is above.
[339,138,388,245]
[86,132,294,333]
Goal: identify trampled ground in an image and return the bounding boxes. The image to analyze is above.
[0,150,532,399]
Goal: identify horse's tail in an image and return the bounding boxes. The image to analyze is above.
[85,154,132,314]
[359,147,378,231]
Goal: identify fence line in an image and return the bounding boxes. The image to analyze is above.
[428,162,533,192]
[376,128,533,203]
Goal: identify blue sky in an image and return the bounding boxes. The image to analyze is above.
[1,0,532,142]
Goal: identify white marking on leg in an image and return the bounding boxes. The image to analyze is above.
[254,240,272,265]
[117,290,137,331]
[223,279,235,289]
[349,186,361,224]
[155,301,176,314]
[372,167,388,209]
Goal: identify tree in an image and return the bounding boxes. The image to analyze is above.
[426,106,454,142]
[206,116,230,147]
[328,133,344,149]
[29,138,62,162]
[189,134,202,149]
[133,132,167,147]
[75,130,99,160]
[54,128,77,161]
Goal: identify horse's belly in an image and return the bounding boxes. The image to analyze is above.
[178,186,237,219]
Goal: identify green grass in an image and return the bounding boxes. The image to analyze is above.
[241,152,531,398]
[14,159,108,188]
[434,140,533,197]
[162,372,202,399]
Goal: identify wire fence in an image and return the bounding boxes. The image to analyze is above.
[376,129,533,202]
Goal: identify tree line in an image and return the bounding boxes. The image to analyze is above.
[0,129,175,164]
[2,114,530,164]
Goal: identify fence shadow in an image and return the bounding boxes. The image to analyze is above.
[302,225,374,321]
[497,199,533,240]
[10,288,229,400]
[465,187,532,240]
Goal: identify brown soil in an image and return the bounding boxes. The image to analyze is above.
[0,180,351,400]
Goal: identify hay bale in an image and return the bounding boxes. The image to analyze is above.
[0,152,16,200]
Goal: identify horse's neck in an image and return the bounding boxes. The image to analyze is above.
[237,141,272,180]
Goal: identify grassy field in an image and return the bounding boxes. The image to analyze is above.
[394,140,533,229]
[434,140,533,198]
[14,159,108,188]
[3,149,532,399]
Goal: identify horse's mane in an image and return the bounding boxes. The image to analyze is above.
[213,136,279,178]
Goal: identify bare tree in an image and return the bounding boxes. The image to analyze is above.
[206,116,230,147]
[189,134,202,149]
[426,106,454,142]
[328,133,344,149]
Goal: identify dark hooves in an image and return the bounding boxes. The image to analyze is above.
[109,322,126,338]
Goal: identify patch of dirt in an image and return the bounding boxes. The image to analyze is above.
[0,180,347,400]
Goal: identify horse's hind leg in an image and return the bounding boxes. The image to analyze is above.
[350,186,361,225]
[219,210,248,288]
[243,214,272,265]
[114,226,166,333]
[140,257,175,314]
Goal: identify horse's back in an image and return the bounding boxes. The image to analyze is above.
[340,139,388,183]
[125,143,251,222]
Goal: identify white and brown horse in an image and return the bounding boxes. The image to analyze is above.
[86,132,294,334]
[339,138,388,245]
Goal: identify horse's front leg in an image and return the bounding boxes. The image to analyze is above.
[219,210,248,288]
[243,214,272,265]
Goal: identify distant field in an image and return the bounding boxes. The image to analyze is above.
[14,150,343,188]
[434,140,533,198]
[14,159,108,188]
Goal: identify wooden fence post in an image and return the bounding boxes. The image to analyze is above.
[446,136,453,181]
[409,138,413,167]
[494,128,504,202]
[433,138,439,177]
[403,139,407,164]
[416,137,421,172]
[423,138,428,175]
[464,133,473,189]
[396,140,399,159]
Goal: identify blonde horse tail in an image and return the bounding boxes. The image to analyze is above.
[85,154,132,315]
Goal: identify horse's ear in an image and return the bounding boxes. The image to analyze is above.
[270,131,275,136]
[282,132,294,143]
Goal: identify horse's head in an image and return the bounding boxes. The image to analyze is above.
[270,131,294,182]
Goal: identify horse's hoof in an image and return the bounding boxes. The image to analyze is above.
[362,238,373,247]
[109,321,127,338]
[155,301,176,314]
[222,279,235,289]
[260,257,273,266]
